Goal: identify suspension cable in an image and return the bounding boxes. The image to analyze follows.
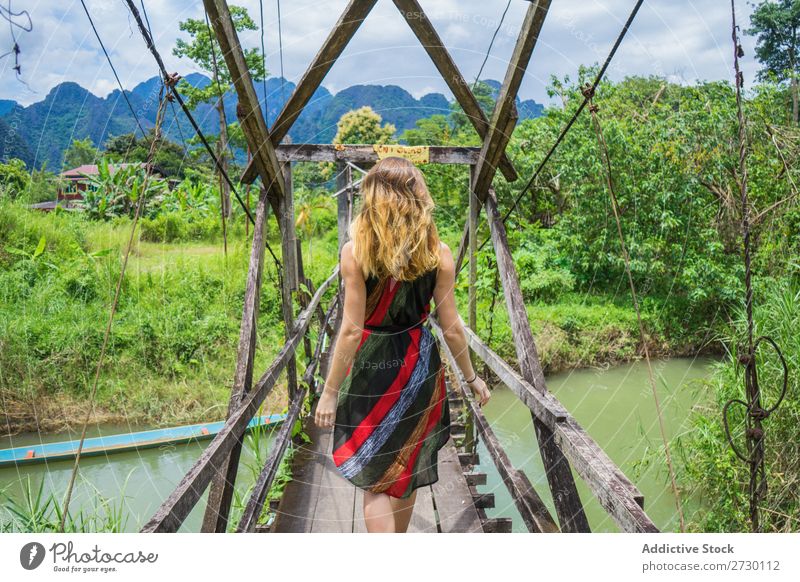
[79,0,146,137]
[120,0,283,272]
[258,0,269,120]
[721,0,789,533]
[584,87,685,532]
[276,0,286,104]
[59,89,170,533]
[473,0,512,90]
[459,0,645,275]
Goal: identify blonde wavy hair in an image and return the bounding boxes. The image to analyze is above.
[348,156,441,281]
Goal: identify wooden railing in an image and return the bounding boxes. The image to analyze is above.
[140,268,338,533]
[431,186,660,534]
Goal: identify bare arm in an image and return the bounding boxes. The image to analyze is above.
[323,240,366,397]
[432,242,477,382]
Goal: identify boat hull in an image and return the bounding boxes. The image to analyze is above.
[0,414,286,468]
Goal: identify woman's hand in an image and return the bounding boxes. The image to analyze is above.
[314,389,338,429]
[467,375,491,407]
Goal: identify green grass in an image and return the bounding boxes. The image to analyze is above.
[681,278,800,532]
[0,201,311,433]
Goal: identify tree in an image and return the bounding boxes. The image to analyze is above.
[0,158,30,199]
[747,0,800,124]
[450,80,496,137]
[63,138,100,169]
[173,5,266,217]
[332,106,396,145]
[104,131,192,179]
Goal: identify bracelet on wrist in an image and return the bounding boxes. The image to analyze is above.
[464,372,477,384]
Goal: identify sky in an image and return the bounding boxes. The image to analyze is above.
[0,0,760,108]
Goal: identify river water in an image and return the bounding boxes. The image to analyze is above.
[1,357,716,532]
[476,356,718,532]
[0,423,277,532]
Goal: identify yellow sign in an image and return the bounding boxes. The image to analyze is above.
[372,144,430,164]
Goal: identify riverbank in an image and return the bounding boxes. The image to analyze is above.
[1,201,723,437]
[0,203,307,437]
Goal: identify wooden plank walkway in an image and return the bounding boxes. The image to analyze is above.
[270,418,483,533]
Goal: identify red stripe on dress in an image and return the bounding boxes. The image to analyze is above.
[385,369,446,498]
[333,327,422,466]
[365,277,400,326]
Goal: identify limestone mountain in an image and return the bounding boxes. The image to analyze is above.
[0,75,542,169]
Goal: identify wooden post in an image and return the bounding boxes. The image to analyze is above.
[282,163,298,291]
[346,164,354,229]
[201,188,269,533]
[392,0,518,182]
[141,271,338,533]
[280,162,299,402]
[203,0,285,198]
[295,237,313,362]
[334,161,351,335]
[484,188,591,533]
[472,0,550,199]
[465,164,478,454]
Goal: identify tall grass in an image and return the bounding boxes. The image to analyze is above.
[0,473,131,533]
[682,278,800,532]
[0,201,295,431]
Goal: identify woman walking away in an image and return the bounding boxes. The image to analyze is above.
[314,156,491,533]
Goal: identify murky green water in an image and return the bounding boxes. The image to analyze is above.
[1,357,716,533]
[476,356,718,532]
[0,422,278,532]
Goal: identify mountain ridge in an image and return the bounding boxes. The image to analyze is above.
[0,75,543,170]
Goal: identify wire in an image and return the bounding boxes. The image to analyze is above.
[258,0,269,121]
[203,10,239,164]
[473,0,512,90]
[60,91,170,533]
[2,0,32,80]
[0,1,31,31]
[120,0,283,270]
[136,0,191,166]
[276,0,286,104]
[504,0,645,223]
[460,0,646,272]
[79,0,147,137]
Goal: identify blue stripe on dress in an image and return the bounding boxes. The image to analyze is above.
[338,326,434,479]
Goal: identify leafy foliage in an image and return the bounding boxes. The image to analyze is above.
[332,105,396,145]
[0,158,30,198]
[63,137,100,169]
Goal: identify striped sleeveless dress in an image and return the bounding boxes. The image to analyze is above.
[332,266,451,499]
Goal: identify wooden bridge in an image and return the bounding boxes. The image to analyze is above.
[132,0,661,534]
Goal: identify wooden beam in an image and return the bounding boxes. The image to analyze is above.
[281,163,299,291]
[465,165,478,454]
[203,0,284,198]
[270,0,378,143]
[553,420,657,532]
[462,324,569,427]
[473,0,551,198]
[236,385,306,532]
[201,188,270,533]
[392,0,518,182]
[432,321,559,533]
[468,166,478,331]
[140,269,338,533]
[454,218,470,277]
[242,145,481,181]
[462,321,653,528]
[278,163,299,402]
[484,188,590,533]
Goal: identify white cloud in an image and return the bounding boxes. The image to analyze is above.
[0,0,758,108]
